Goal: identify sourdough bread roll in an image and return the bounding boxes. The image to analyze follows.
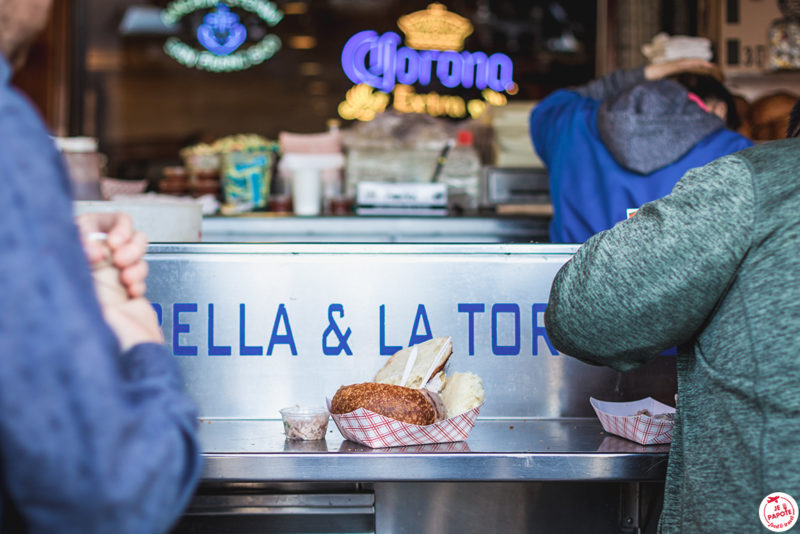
[440,372,485,417]
[330,382,445,425]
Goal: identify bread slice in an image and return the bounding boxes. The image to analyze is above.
[374,337,452,390]
[440,372,485,417]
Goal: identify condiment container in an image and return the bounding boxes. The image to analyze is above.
[222,149,272,211]
[279,406,330,440]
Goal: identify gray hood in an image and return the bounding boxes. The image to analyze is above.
[597,79,725,174]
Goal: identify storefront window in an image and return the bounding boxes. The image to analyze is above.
[74,0,597,181]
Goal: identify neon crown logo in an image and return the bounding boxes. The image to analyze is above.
[397,3,473,52]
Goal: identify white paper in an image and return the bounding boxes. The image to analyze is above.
[590,396,675,417]
[399,345,419,388]
[420,336,451,387]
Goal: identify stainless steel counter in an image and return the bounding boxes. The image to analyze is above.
[199,418,669,483]
[200,215,550,243]
[149,242,672,533]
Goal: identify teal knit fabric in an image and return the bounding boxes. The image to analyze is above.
[546,139,800,532]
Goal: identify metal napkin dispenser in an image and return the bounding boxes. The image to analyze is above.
[356,181,448,216]
[482,167,550,206]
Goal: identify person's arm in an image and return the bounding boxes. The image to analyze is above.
[545,153,755,371]
[573,58,721,101]
[0,97,202,533]
[571,66,646,100]
[530,66,648,166]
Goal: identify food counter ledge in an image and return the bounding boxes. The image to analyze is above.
[149,243,673,533]
[199,214,551,243]
[145,244,674,482]
[198,418,668,483]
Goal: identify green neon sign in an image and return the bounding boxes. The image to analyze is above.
[162,0,283,72]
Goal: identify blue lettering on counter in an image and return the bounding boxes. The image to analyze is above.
[173,303,198,356]
[322,304,353,356]
[379,304,403,355]
[409,304,433,346]
[457,303,484,355]
[492,303,520,356]
[239,303,263,356]
[152,303,163,326]
[267,303,297,355]
[532,303,558,356]
[153,301,562,358]
[208,303,232,356]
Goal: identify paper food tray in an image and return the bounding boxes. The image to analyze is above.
[328,400,482,449]
[590,397,675,446]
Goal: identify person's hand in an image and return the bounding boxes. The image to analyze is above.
[644,59,722,81]
[76,212,149,298]
[102,297,165,352]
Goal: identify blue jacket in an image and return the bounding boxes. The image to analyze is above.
[0,56,202,533]
[530,68,753,243]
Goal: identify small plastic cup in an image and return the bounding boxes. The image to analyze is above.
[280,406,330,440]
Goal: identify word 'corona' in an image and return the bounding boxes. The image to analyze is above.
[342,31,514,94]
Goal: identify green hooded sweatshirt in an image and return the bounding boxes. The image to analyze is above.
[546,138,800,533]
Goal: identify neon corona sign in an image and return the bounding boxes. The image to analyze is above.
[339,3,514,121]
[162,0,283,72]
[342,31,514,93]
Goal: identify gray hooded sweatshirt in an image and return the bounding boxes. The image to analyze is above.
[575,67,727,174]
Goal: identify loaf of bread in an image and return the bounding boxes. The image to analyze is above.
[374,336,452,389]
[440,372,485,418]
[331,336,485,425]
[330,382,446,425]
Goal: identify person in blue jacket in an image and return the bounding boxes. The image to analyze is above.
[530,59,753,243]
[0,0,203,532]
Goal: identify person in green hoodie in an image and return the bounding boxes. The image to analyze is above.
[545,99,800,532]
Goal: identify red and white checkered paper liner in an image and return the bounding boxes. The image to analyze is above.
[328,401,482,449]
[590,397,675,446]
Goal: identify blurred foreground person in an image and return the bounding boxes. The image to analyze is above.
[0,1,202,532]
[545,100,800,532]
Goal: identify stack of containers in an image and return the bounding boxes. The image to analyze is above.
[277,130,346,216]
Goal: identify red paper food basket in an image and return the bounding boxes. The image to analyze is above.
[590,397,675,446]
[328,401,482,449]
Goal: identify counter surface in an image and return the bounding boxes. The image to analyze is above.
[200,215,550,243]
[199,418,669,483]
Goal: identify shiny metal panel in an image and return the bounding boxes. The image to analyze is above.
[373,482,663,534]
[184,493,375,516]
[146,243,676,420]
[196,419,668,482]
[200,215,550,243]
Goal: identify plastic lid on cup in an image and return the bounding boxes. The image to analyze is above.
[53,136,98,153]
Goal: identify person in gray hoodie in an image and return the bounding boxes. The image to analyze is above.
[530,59,753,243]
[545,99,800,532]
